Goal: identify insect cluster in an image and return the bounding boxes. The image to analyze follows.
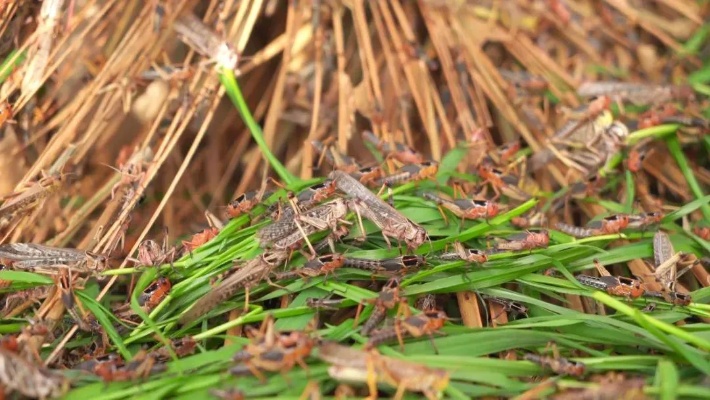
[0,2,707,400]
[1,115,706,399]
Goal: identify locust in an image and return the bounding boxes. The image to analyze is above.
[354,278,402,336]
[423,193,500,225]
[257,198,349,255]
[330,170,427,252]
[0,243,106,274]
[230,315,315,382]
[343,255,426,275]
[271,253,345,282]
[529,109,629,175]
[0,172,67,229]
[494,230,550,252]
[640,231,696,305]
[481,295,529,321]
[317,341,450,400]
[179,251,288,325]
[556,214,630,237]
[577,81,694,106]
[575,274,646,300]
[366,305,448,354]
[377,161,439,187]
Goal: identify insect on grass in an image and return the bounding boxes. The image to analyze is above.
[330,170,427,252]
[0,243,106,275]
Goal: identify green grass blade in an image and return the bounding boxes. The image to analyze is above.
[219,68,297,185]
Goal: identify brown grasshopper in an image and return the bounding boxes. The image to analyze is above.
[179,251,288,325]
[0,243,107,275]
[0,172,67,229]
[343,255,426,275]
[257,198,350,256]
[330,170,427,252]
[318,341,450,400]
[577,81,694,106]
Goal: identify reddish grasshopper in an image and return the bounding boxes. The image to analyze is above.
[0,243,107,275]
[476,161,528,200]
[270,180,340,219]
[693,224,710,241]
[90,351,166,382]
[626,145,648,173]
[556,214,630,237]
[351,165,385,187]
[272,253,345,282]
[231,315,315,382]
[226,178,272,219]
[423,193,500,225]
[179,251,288,325]
[227,191,269,219]
[0,100,12,127]
[495,140,522,165]
[494,230,550,252]
[330,170,427,252]
[182,226,220,254]
[378,161,439,187]
[295,179,338,207]
[138,277,172,310]
[575,274,646,300]
[354,278,402,336]
[343,255,426,275]
[362,130,424,164]
[366,304,447,354]
[115,276,172,322]
[318,341,450,400]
